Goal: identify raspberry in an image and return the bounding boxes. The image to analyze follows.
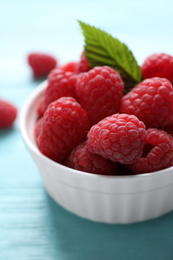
[141,53,173,84]
[28,53,57,78]
[39,68,78,117]
[66,141,116,175]
[87,113,146,164]
[129,128,173,174]
[0,99,17,129]
[58,62,78,73]
[37,97,46,118]
[120,77,173,128]
[75,51,90,74]
[34,117,43,145]
[37,97,90,163]
[76,66,124,125]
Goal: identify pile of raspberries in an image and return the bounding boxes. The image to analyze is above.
[33,52,173,175]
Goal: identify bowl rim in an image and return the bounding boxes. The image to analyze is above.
[19,80,173,184]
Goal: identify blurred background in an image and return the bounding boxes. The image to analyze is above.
[1,0,173,259]
[1,0,173,84]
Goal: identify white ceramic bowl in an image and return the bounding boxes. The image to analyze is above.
[20,81,173,224]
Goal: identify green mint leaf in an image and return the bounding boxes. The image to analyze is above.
[78,20,142,92]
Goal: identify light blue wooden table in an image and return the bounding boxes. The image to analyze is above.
[1,0,173,259]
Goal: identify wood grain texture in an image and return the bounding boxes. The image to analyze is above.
[1,0,173,259]
[1,176,173,260]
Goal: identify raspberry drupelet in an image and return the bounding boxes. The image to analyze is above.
[87,113,146,165]
[129,128,173,174]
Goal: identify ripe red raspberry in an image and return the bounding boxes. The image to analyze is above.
[75,51,90,74]
[66,141,116,175]
[37,97,90,163]
[0,99,17,129]
[58,62,78,73]
[76,66,124,125]
[34,117,43,145]
[120,77,173,128]
[129,128,173,174]
[38,68,78,117]
[141,53,173,84]
[87,114,146,165]
[28,53,57,78]
[37,97,46,118]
